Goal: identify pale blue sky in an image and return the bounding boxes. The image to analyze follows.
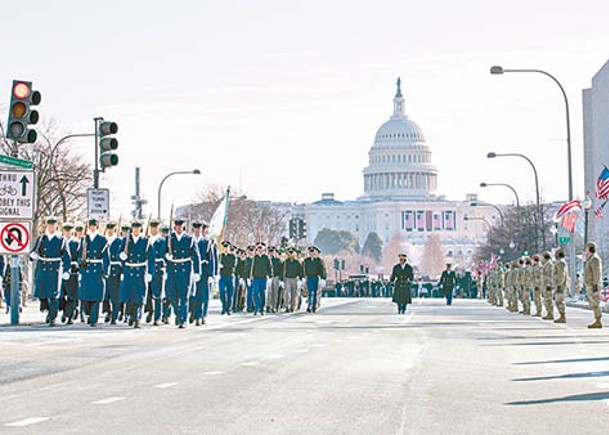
[2,0,609,218]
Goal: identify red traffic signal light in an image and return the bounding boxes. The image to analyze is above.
[6,80,41,143]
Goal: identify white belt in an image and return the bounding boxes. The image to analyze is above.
[170,258,191,264]
[110,261,122,266]
[39,256,61,262]
[87,259,103,264]
[155,259,166,263]
[126,262,147,268]
[70,261,79,266]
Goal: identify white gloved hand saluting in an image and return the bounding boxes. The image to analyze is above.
[62,272,70,280]
[119,252,128,261]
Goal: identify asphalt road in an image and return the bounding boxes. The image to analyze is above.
[2,298,609,434]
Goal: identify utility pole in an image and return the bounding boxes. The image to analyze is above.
[131,167,147,219]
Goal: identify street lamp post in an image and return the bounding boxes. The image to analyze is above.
[582,195,593,248]
[480,182,520,207]
[157,169,201,219]
[490,66,572,201]
[470,200,505,226]
[491,65,575,295]
[487,152,543,251]
[464,215,491,231]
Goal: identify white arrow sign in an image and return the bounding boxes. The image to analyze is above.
[0,170,36,220]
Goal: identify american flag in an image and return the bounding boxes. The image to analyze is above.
[444,210,455,231]
[416,210,425,231]
[554,199,581,221]
[595,207,603,219]
[403,211,414,231]
[596,166,609,200]
[433,212,442,230]
[560,212,578,233]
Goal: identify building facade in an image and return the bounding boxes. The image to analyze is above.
[583,59,609,261]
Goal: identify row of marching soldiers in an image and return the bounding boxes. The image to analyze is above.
[30,215,327,328]
[485,242,604,328]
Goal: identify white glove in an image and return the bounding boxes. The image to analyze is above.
[119,252,128,261]
[208,276,215,286]
[163,272,168,280]
[145,273,152,283]
[194,273,201,282]
[320,279,326,287]
[219,263,224,269]
[62,272,70,280]
[246,279,251,286]
[165,253,173,261]
[30,252,38,260]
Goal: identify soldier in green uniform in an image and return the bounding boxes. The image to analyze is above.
[303,246,326,313]
[584,242,603,328]
[521,258,532,315]
[283,248,303,312]
[390,253,413,313]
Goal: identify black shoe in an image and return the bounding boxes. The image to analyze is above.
[227,311,231,316]
[162,317,169,324]
[49,319,56,327]
[146,312,152,323]
[61,315,67,323]
[90,322,97,327]
[202,318,206,325]
[134,323,141,329]
[254,311,257,316]
[195,319,201,326]
[153,321,159,326]
[128,318,134,327]
[260,311,265,316]
[175,316,179,326]
[67,318,73,325]
[111,320,117,325]
[118,313,124,322]
[189,313,194,324]
[306,308,311,313]
[178,324,185,329]
[104,315,110,323]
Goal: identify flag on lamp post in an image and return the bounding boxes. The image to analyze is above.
[209,187,230,240]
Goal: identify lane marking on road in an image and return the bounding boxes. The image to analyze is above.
[266,354,284,359]
[312,343,325,348]
[92,396,125,405]
[332,339,344,343]
[5,417,50,427]
[294,348,309,353]
[153,382,178,389]
[240,361,260,367]
[203,371,224,376]
[605,399,609,407]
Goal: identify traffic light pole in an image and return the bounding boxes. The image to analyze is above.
[93,117,103,189]
[9,140,20,324]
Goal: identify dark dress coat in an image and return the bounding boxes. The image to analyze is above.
[390,262,413,305]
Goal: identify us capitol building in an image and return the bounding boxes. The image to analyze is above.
[290,78,496,262]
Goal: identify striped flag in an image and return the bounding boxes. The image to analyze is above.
[560,212,578,233]
[596,166,609,200]
[595,204,605,219]
[554,199,581,222]
[403,210,414,231]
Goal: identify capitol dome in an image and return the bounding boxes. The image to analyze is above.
[360,78,438,201]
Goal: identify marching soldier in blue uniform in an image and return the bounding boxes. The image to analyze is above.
[61,223,80,324]
[165,218,201,328]
[104,222,124,324]
[30,217,71,326]
[77,218,110,327]
[191,221,218,325]
[59,223,73,322]
[119,221,155,328]
[147,221,167,326]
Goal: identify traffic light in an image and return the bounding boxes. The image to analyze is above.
[333,258,339,269]
[298,218,307,239]
[289,218,297,239]
[6,80,41,143]
[98,121,119,170]
[341,260,346,270]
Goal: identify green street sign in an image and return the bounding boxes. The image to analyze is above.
[0,154,33,169]
[559,236,571,244]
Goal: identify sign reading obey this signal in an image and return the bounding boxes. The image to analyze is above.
[0,221,31,254]
[0,170,36,219]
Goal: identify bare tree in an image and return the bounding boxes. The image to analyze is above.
[187,183,289,247]
[419,234,446,279]
[0,118,91,236]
